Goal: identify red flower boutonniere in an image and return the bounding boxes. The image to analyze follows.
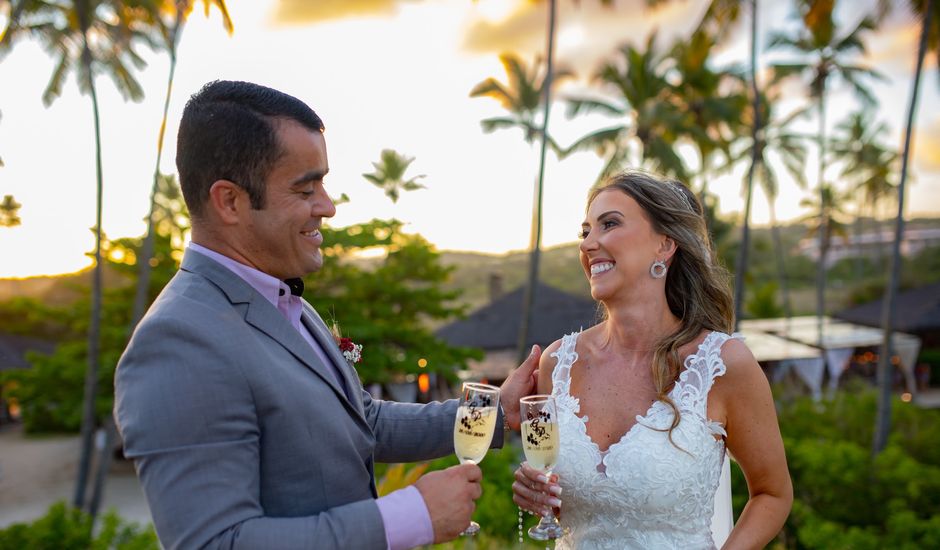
[330,322,362,365]
[338,337,363,365]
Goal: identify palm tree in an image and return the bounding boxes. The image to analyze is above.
[470,38,572,362]
[873,0,937,455]
[565,31,688,184]
[829,110,898,270]
[0,194,21,227]
[726,81,809,321]
[470,53,569,146]
[362,149,426,203]
[767,0,883,344]
[88,172,191,519]
[650,0,761,325]
[667,29,747,213]
[132,0,232,332]
[798,183,849,289]
[0,0,157,513]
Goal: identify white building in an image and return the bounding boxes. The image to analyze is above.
[797,227,940,267]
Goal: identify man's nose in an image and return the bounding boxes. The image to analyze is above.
[315,186,336,218]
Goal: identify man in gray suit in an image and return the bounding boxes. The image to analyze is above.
[114,80,540,549]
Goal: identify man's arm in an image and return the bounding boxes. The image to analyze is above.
[115,314,387,550]
[362,345,541,463]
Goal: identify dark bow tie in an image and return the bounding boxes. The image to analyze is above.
[283,278,305,297]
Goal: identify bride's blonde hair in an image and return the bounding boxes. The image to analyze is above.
[588,171,735,441]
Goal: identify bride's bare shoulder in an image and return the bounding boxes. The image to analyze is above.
[537,329,590,393]
[537,339,563,394]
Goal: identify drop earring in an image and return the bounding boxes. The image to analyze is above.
[650,260,667,279]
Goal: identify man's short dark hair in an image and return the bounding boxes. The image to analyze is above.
[176,80,324,219]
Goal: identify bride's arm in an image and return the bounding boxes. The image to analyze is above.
[716,339,793,550]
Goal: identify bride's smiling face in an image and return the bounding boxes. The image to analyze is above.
[579,189,667,302]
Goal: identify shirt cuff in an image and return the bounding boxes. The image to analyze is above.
[376,485,434,550]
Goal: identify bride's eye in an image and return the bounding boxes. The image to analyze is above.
[579,228,590,239]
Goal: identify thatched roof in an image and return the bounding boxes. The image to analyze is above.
[835,282,940,334]
[0,333,56,371]
[437,283,599,350]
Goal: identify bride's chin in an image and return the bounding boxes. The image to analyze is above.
[589,284,613,302]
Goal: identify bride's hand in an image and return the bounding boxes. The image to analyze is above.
[512,462,563,518]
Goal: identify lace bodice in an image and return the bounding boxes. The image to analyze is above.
[551,331,739,550]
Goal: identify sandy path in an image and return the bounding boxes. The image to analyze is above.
[0,425,152,529]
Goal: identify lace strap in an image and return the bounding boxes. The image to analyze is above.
[701,331,741,390]
[676,331,743,420]
[550,332,580,398]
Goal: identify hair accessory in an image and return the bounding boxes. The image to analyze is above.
[665,181,694,212]
[650,260,667,279]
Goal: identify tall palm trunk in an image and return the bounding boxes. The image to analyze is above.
[517,0,557,363]
[852,210,864,282]
[733,0,760,330]
[873,0,934,456]
[769,204,792,318]
[132,15,182,330]
[814,90,828,346]
[698,163,712,236]
[73,0,104,515]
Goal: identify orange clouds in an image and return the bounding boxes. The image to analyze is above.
[271,0,420,24]
[915,117,940,171]
[461,0,708,77]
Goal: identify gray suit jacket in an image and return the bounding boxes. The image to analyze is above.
[115,250,503,549]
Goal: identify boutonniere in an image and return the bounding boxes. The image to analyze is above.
[331,322,362,365]
[338,337,363,365]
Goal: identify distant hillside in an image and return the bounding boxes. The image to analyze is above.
[0,265,128,306]
[2,216,937,314]
[439,243,591,313]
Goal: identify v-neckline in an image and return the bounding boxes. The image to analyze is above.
[565,332,718,462]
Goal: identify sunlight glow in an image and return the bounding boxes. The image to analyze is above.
[0,0,938,279]
[473,0,518,23]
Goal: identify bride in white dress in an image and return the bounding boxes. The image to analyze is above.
[512,172,792,549]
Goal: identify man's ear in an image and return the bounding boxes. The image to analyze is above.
[207,180,245,225]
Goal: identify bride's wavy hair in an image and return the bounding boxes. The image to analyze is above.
[588,171,734,442]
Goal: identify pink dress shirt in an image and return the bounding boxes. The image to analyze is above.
[188,243,434,550]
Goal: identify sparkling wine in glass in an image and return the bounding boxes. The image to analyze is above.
[453,382,500,536]
[520,394,565,541]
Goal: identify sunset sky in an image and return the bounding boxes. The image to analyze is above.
[0,0,937,278]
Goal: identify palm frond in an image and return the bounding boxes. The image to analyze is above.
[469,78,512,106]
[563,126,627,158]
[565,96,625,118]
[766,31,806,52]
[42,49,71,106]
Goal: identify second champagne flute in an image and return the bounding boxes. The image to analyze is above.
[520,394,565,541]
[453,382,500,536]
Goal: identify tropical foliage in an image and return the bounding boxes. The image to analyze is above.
[362,149,427,203]
[0,178,479,431]
[0,502,158,549]
[730,388,940,548]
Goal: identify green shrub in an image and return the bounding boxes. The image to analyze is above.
[378,438,544,547]
[733,389,940,549]
[0,502,158,550]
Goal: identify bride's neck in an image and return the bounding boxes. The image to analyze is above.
[601,298,680,352]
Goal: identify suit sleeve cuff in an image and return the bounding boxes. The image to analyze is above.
[376,485,434,550]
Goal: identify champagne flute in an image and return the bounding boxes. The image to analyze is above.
[453,382,500,536]
[520,394,565,541]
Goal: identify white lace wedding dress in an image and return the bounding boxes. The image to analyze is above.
[551,331,738,550]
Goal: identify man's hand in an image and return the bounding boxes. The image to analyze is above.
[414,463,483,543]
[500,345,542,430]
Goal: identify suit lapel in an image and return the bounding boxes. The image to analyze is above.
[181,250,368,429]
[301,305,366,419]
